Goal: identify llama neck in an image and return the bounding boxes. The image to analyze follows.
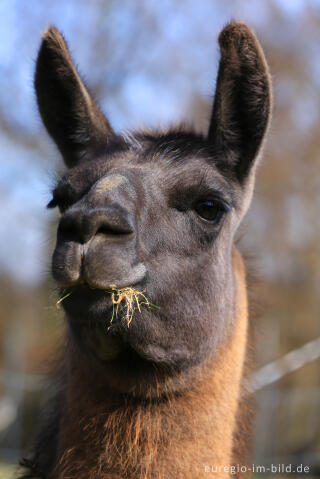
[53,248,248,479]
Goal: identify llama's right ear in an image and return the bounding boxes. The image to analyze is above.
[208,22,272,183]
[35,26,114,168]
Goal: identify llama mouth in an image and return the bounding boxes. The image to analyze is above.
[58,278,148,323]
[55,267,147,294]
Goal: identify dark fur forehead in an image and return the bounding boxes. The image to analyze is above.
[131,129,210,160]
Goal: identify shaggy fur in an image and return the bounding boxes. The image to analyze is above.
[19,21,271,478]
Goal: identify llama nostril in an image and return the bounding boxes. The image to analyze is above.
[58,209,135,244]
[96,225,115,236]
[58,213,93,244]
[58,216,81,242]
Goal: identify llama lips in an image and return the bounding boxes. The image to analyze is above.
[81,264,147,291]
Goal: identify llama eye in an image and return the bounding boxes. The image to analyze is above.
[194,199,226,223]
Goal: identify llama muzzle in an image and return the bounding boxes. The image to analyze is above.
[52,172,146,290]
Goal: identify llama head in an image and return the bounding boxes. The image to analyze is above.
[35,23,271,394]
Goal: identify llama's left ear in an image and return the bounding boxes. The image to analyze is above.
[208,22,272,183]
[35,26,115,168]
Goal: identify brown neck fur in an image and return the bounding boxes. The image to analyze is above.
[52,247,248,479]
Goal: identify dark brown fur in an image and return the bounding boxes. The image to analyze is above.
[19,21,271,478]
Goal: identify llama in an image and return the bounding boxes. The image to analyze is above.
[20,21,271,479]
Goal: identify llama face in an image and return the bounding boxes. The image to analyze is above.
[35,23,271,390]
[49,134,241,370]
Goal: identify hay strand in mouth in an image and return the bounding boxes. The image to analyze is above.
[109,286,159,328]
[56,290,72,308]
[55,286,159,328]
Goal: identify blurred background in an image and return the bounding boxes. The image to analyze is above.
[0,0,319,477]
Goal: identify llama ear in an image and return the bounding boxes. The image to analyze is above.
[208,22,272,183]
[35,26,115,168]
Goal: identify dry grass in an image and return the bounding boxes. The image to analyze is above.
[56,291,72,306]
[109,286,158,327]
[56,286,159,328]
